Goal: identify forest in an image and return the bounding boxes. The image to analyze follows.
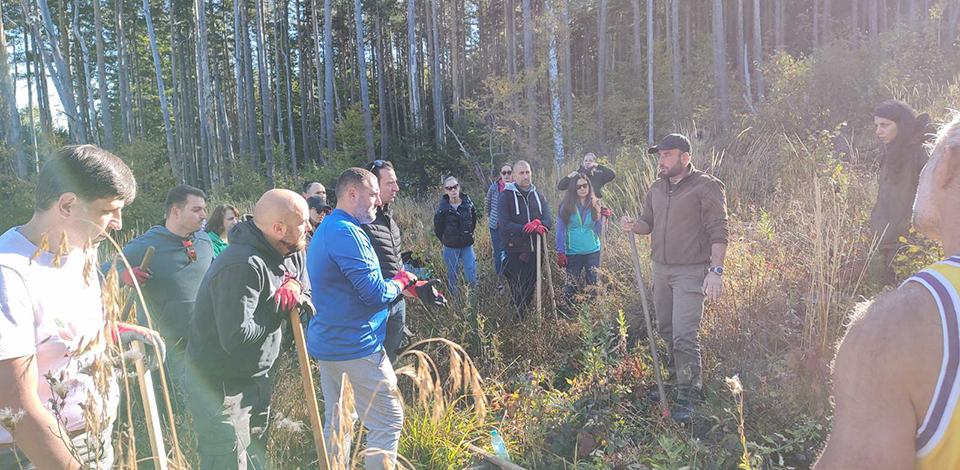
[1,0,960,468]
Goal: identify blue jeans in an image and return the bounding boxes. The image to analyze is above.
[442,245,478,297]
[490,228,505,276]
[383,300,406,362]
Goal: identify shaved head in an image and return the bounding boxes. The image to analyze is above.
[254,189,310,255]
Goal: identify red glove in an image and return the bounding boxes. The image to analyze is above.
[391,270,418,290]
[110,322,166,370]
[534,223,548,235]
[557,253,568,268]
[522,220,539,234]
[600,207,613,218]
[120,267,152,287]
[275,274,302,313]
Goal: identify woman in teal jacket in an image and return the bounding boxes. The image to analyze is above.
[556,175,606,301]
[206,204,239,256]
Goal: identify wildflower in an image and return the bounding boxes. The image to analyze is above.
[725,375,744,396]
[274,417,306,434]
[0,407,26,431]
[51,381,69,400]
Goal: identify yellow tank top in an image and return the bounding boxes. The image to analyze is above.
[908,258,960,468]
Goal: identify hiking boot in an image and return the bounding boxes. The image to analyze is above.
[672,397,695,424]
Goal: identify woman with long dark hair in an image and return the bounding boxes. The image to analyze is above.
[206,204,239,257]
[871,100,934,282]
[556,174,603,301]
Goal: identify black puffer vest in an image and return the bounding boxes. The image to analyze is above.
[361,205,403,278]
[434,193,477,249]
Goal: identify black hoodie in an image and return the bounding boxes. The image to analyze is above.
[188,220,310,380]
[434,193,478,248]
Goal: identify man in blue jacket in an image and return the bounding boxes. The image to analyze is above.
[307,167,431,468]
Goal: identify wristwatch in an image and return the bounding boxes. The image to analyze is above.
[708,266,724,276]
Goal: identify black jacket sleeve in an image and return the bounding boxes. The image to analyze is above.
[595,165,617,185]
[433,210,445,242]
[557,175,572,191]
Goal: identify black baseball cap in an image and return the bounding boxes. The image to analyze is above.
[647,134,691,154]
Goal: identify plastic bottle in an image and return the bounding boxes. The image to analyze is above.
[490,429,511,461]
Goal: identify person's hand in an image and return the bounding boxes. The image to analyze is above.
[620,216,638,234]
[403,279,448,307]
[703,272,724,301]
[523,219,542,234]
[557,253,568,268]
[534,223,548,235]
[567,171,579,178]
[583,161,598,171]
[600,207,613,218]
[120,267,152,287]
[392,270,418,290]
[275,276,302,313]
[112,322,166,371]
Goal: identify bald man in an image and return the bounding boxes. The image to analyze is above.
[187,188,312,469]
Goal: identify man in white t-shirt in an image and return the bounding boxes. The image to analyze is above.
[0,145,164,469]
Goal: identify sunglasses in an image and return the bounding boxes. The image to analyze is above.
[369,159,391,172]
[501,170,512,175]
[576,183,589,189]
[182,238,197,263]
[445,184,459,191]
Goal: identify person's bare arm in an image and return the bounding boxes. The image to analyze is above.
[815,287,939,468]
[0,355,80,469]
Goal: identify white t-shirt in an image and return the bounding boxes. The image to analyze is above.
[0,227,118,444]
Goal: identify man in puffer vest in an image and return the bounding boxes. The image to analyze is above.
[361,160,407,361]
[498,160,553,319]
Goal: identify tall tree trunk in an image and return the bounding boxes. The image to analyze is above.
[116,0,132,143]
[92,0,113,148]
[234,0,249,156]
[597,0,607,152]
[505,0,516,112]
[521,0,535,156]
[28,0,86,142]
[279,0,297,172]
[297,0,312,163]
[255,0,275,184]
[560,0,573,132]
[323,0,335,149]
[752,0,764,100]
[24,28,39,170]
[243,0,260,160]
[670,0,681,122]
[195,0,215,187]
[310,0,326,154]
[0,0,27,177]
[144,0,182,182]
[375,11,388,158]
[631,0,644,140]
[646,0,654,143]
[429,0,446,147]
[407,0,422,131]
[736,0,745,75]
[775,0,785,50]
[712,0,731,125]
[545,0,563,168]
[868,0,879,40]
[813,0,820,48]
[354,0,376,159]
[71,5,97,144]
[450,0,461,121]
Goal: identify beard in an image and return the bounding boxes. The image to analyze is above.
[280,235,307,255]
[355,205,376,224]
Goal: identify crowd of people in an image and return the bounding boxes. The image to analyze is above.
[2,98,956,468]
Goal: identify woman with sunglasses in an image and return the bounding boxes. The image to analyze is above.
[485,162,513,293]
[556,175,603,302]
[434,176,478,298]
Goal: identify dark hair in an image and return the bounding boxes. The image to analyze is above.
[301,180,321,194]
[164,184,207,216]
[206,203,239,236]
[335,168,376,199]
[36,145,137,211]
[367,159,394,180]
[559,174,600,225]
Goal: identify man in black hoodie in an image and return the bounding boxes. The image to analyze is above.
[498,160,553,317]
[362,160,407,361]
[187,189,312,470]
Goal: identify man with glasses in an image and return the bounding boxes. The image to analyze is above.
[361,160,408,361]
[620,133,728,423]
[485,162,513,293]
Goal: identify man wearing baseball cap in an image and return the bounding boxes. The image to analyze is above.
[621,133,729,423]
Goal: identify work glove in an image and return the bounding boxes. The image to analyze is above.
[391,270,419,289]
[404,279,448,307]
[523,219,547,234]
[275,274,302,314]
[557,253,568,268]
[120,267,152,287]
[600,207,613,218]
[111,322,166,371]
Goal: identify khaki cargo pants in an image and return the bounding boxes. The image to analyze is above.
[648,261,707,395]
